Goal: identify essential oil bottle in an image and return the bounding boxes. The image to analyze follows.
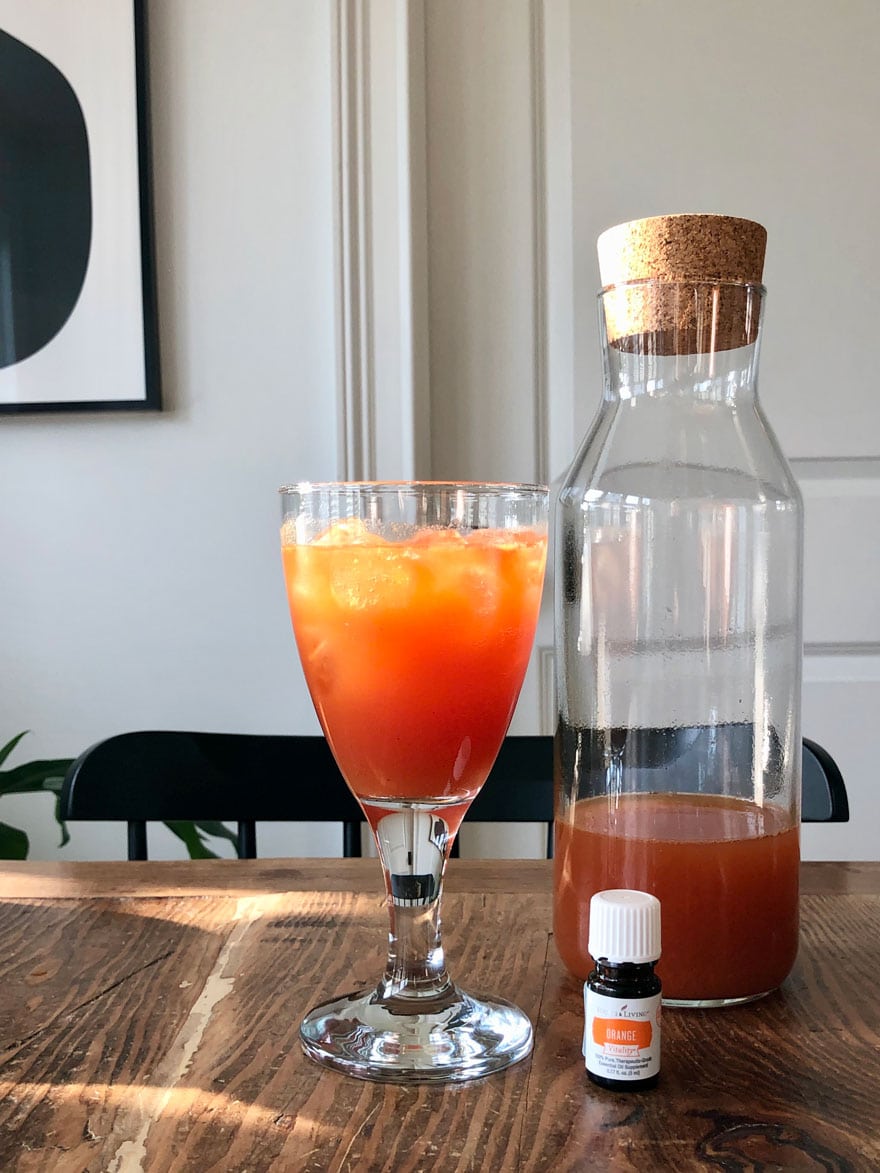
[583,889,661,1090]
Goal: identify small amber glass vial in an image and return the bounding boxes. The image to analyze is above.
[583,890,661,1090]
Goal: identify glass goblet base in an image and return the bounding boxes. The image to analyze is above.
[299,984,533,1084]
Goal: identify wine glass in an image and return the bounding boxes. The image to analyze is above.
[279,481,548,1082]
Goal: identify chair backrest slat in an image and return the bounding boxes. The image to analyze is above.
[60,730,848,860]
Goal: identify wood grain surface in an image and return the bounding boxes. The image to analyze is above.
[0,858,554,898]
[0,861,877,1171]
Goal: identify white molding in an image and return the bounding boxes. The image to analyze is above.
[332,0,373,479]
[401,0,430,478]
[538,645,556,735]
[794,457,880,497]
[535,0,575,487]
[331,0,429,481]
[804,649,880,682]
[792,456,880,479]
[798,465,880,645]
[529,0,549,487]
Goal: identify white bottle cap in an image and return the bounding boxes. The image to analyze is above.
[588,889,661,964]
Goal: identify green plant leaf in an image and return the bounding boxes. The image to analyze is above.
[163,821,220,860]
[0,761,72,796]
[0,731,30,768]
[1,736,235,862]
[41,775,66,794]
[53,795,71,848]
[192,820,239,848]
[0,821,29,860]
[0,734,75,858]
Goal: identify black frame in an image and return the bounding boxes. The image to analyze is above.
[0,0,160,414]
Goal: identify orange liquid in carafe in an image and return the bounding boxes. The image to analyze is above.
[554,792,799,1002]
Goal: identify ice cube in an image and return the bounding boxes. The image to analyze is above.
[330,550,418,610]
[305,636,337,693]
[314,518,386,546]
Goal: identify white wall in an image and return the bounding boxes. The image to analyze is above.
[3,0,877,861]
[2,1,341,858]
[420,0,880,859]
[568,0,880,860]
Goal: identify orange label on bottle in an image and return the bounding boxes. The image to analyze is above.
[584,989,661,1081]
[591,1017,653,1049]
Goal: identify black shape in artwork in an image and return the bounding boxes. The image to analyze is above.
[0,28,92,369]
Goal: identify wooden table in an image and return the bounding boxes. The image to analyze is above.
[0,859,877,1171]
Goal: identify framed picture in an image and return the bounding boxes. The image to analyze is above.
[0,0,159,413]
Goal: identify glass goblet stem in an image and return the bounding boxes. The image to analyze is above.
[369,802,458,1006]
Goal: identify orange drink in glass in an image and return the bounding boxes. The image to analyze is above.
[280,482,548,1082]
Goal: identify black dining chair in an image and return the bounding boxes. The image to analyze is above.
[60,730,848,860]
[60,732,362,861]
[465,731,849,855]
[802,737,850,823]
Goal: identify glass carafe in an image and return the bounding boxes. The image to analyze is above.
[554,215,803,1007]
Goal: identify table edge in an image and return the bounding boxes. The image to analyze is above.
[0,858,876,899]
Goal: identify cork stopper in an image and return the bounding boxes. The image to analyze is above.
[597,214,767,354]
